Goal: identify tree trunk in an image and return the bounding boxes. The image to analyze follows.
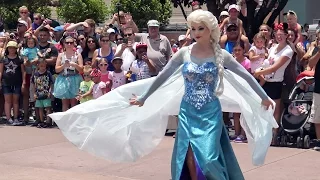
[178,2,188,20]
[266,0,288,27]
[245,0,258,41]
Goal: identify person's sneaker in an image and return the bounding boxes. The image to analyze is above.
[7,119,14,125]
[42,123,53,128]
[31,121,40,127]
[12,119,22,126]
[234,135,248,143]
[229,135,238,141]
[313,140,320,151]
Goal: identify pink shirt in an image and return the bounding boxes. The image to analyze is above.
[239,57,251,71]
[92,82,106,99]
[108,71,127,90]
[100,72,111,93]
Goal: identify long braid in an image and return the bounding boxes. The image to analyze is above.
[211,38,224,96]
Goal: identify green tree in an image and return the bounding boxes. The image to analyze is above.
[170,0,289,40]
[57,0,108,23]
[109,0,172,28]
[0,0,51,29]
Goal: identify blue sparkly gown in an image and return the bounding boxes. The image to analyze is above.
[171,61,244,180]
[49,45,277,180]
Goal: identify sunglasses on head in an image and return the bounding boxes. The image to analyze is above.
[124,33,133,37]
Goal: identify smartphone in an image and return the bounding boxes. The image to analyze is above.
[123,38,128,44]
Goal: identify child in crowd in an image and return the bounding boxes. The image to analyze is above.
[249,32,268,86]
[97,58,111,93]
[129,43,156,81]
[31,58,53,128]
[219,4,246,42]
[18,6,32,31]
[90,69,106,99]
[230,42,249,143]
[108,57,128,90]
[0,41,25,126]
[77,65,94,103]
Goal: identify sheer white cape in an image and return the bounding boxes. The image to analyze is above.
[49,65,278,166]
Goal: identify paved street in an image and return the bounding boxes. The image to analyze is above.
[0,125,319,180]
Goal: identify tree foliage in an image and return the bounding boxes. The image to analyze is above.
[0,0,51,29]
[170,0,288,40]
[109,0,172,29]
[57,0,108,23]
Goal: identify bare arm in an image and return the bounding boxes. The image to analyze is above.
[91,50,99,68]
[55,53,65,73]
[65,23,83,32]
[309,49,320,68]
[256,56,291,75]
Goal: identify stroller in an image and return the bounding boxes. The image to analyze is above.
[276,76,315,148]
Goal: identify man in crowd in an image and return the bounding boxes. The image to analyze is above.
[114,27,138,71]
[66,19,100,39]
[220,23,250,54]
[136,20,172,75]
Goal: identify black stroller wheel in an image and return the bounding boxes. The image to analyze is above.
[297,137,303,148]
[303,135,310,149]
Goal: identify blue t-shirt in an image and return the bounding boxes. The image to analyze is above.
[32,23,41,31]
[21,47,39,73]
[225,41,236,54]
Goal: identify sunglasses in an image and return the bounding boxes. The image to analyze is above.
[99,63,108,67]
[227,28,237,32]
[65,41,74,45]
[78,38,85,41]
[124,33,133,37]
[101,39,109,42]
[118,38,123,41]
[20,11,28,14]
[34,18,39,20]
[88,40,95,44]
[83,74,91,77]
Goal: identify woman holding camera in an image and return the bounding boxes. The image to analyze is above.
[53,36,83,112]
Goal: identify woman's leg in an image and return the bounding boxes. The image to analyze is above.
[0,93,5,117]
[62,99,70,112]
[12,94,20,120]
[273,99,282,124]
[23,88,30,122]
[38,107,44,122]
[4,94,13,121]
[186,146,197,180]
[233,113,241,136]
[70,98,78,108]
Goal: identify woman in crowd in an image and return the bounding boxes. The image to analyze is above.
[53,36,83,112]
[254,23,294,143]
[259,24,275,49]
[92,33,114,70]
[81,36,99,65]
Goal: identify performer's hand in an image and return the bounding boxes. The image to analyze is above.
[129,94,144,107]
[262,98,274,110]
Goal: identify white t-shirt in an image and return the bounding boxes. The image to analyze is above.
[92,82,106,99]
[249,46,266,73]
[108,71,127,90]
[115,42,138,71]
[266,44,293,82]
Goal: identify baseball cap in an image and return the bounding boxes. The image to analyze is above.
[228,4,240,12]
[6,41,18,48]
[147,20,160,27]
[18,20,28,27]
[219,11,229,18]
[136,43,147,49]
[178,35,186,41]
[107,28,116,34]
[111,57,123,62]
[227,23,238,29]
[53,25,64,32]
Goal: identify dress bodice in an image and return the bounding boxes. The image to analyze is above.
[182,61,219,109]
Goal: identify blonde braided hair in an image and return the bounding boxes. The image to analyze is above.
[187,10,224,96]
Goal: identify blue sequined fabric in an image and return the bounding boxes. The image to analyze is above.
[182,62,219,110]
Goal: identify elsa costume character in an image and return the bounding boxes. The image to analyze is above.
[49,10,278,180]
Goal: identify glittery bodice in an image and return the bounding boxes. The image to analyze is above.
[182,61,219,109]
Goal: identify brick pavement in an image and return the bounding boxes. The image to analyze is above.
[0,126,319,180]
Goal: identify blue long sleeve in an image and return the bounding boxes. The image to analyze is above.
[222,49,269,100]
